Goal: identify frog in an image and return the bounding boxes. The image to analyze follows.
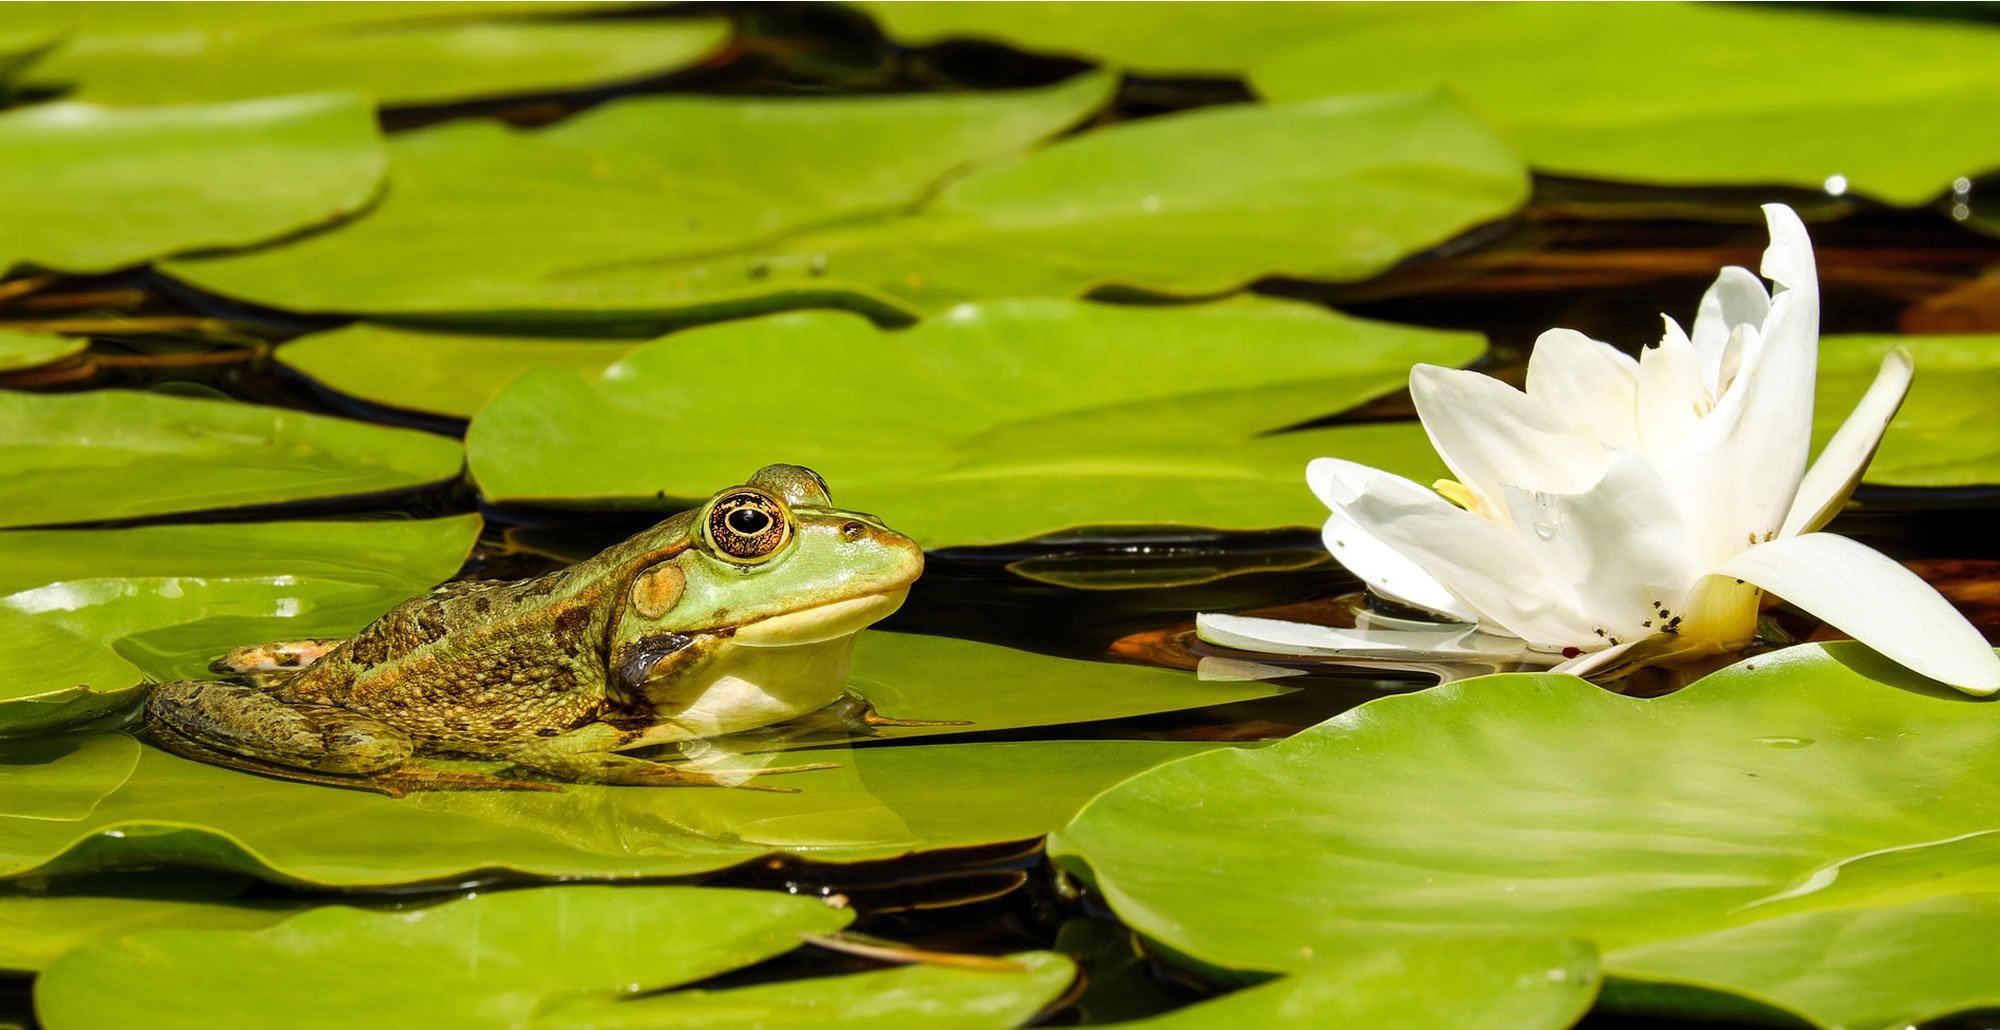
[142,464,927,796]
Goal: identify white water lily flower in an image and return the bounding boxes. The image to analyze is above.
[1202,203,2000,695]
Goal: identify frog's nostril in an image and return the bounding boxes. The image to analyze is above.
[840,520,866,542]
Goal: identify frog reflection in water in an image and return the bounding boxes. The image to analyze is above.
[144,465,928,796]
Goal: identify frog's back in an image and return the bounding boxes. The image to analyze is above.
[276,572,615,754]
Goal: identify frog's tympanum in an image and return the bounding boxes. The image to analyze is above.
[144,465,925,796]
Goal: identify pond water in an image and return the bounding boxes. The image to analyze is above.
[6,4,2000,1028]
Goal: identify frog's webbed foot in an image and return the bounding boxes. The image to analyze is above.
[209,639,343,690]
[835,693,970,733]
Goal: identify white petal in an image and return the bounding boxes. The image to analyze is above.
[1308,458,1480,622]
[1408,364,1607,515]
[1689,265,1770,391]
[1525,328,1640,450]
[1729,205,1822,539]
[1500,450,1705,644]
[1714,533,2000,695]
[1780,347,1914,538]
[1635,315,1708,464]
[1340,474,1598,648]
[1195,613,1534,662]
[1655,322,1759,570]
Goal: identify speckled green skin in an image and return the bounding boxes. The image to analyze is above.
[144,466,923,794]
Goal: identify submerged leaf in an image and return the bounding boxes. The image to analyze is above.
[0,330,85,374]
[0,391,465,528]
[468,298,1468,547]
[0,93,384,275]
[1050,643,2000,1027]
[278,324,636,419]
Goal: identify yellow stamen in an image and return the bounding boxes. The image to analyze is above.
[1433,479,1477,511]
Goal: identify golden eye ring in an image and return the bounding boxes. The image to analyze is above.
[707,491,791,562]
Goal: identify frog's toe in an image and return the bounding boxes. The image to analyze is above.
[210,639,342,678]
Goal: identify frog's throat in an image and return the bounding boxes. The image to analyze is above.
[730,588,911,647]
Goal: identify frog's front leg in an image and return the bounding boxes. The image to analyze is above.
[503,722,837,792]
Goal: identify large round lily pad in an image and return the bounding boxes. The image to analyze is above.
[0,92,384,275]
[0,390,466,527]
[0,735,1231,887]
[164,73,1116,317]
[21,13,728,108]
[1049,642,2000,1027]
[1249,3,2000,205]
[468,298,1468,547]
[33,886,856,1030]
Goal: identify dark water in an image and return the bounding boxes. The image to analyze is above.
[7,7,2000,1027]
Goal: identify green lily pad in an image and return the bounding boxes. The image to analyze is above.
[0,330,84,373]
[0,612,146,736]
[0,736,1229,887]
[1121,938,1599,1029]
[536,951,1075,1029]
[1049,642,2000,1027]
[24,16,728,108]
[468,298,1467,547]
[0,390,466,528]
[0,515,481,680]
[0,92,384,275]
[381,90,1527,318]
[165,74,1116,317]
[1250,4,2000,205]
[279,323,637,419]
[33,886,853,1030]
[1817,334,2000,488]
[0,735,139,821]
[847,2,1395,77]
[0,890,305,973]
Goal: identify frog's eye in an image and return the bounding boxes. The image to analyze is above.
[707,491,791,562]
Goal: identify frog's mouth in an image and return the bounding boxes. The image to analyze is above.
[731,587,912,646]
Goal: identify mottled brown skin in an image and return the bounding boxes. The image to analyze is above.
[143,465,925,796]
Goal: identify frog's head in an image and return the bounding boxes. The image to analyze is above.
[611,464,923,658]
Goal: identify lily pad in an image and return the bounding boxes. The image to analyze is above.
[468,298,1468,547]
[279,323,637,419]
[0,390,466,528]
[33,886,853,1030]
[165,74,1116,317]
[536,951,1075,1029]
[0,515,482,680]
[1049,642,2000,1027]
[1249,4,2000,205]
[847,2,1394,77]
[1817,334,2000,488]
[1121,938,1599,1029]
[0,330,83,373]
[24,17,728,108]
[0,891,305,972]
[0,611,146,737]
[0,92,384,275]
[0,735,140,821]
[375,90,1527,318]
[0,736,1229,887]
